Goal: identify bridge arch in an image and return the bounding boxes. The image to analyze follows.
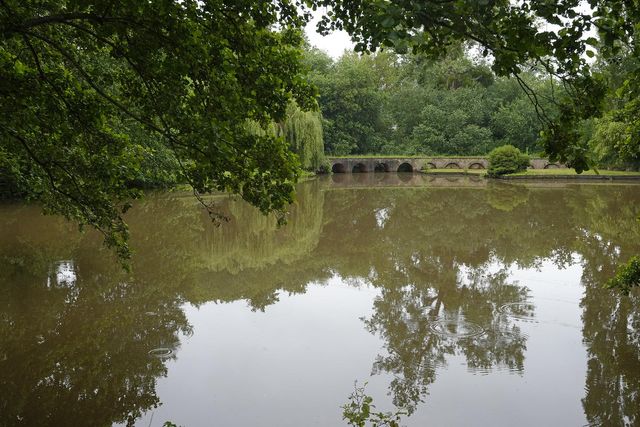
[332,163,346,173]
[544,163,559,169]
[397,162,414,172]
[352,163,368,173]
[468,162,485,169]
[425,162,437,170]
[374,162,390,172]
[444,162,461,169]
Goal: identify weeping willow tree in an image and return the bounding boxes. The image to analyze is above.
[277,102,325,171]
[247,102,325,171]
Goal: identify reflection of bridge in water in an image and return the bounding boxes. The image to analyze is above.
[326,173,487,188]
[328,156,561,173]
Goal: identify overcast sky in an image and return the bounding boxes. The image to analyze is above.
[304,9,353,59]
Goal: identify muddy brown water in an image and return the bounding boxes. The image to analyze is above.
[1,175,639,426]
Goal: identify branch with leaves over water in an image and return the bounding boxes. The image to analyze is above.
[342,382,407,427]
[0,0,315,261]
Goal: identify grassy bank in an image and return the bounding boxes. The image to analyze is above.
[507,169,640,177]
[504,168,640,179]
[421,168,640,179]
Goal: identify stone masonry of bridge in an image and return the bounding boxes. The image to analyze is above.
[328,157,562,173]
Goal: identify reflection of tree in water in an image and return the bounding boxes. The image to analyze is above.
[361,260,529,413]
[572,190,640,427]
[486,182,530,212]
[0,258,190,427]
[315,182,640,416]
[581,271,640,427]
[309,186,533,413]
[125,178,325,277]
[0,181,329,426]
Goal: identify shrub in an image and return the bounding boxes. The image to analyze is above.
[342,382,406,427]
[607,256,640,295]
[487,145,530,177]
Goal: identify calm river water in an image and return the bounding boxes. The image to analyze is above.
[1,174,639,427]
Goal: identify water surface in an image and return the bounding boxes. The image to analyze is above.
[1,175,639,426]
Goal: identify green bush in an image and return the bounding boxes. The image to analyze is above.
[342,382,405,427]
[607,256,640,295]
[487,145,530,177]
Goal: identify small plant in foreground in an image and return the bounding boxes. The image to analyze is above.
[607,256,640,295]
[487,145,530,177]
[342,382,406,427]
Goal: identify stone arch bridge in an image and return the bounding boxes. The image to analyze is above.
[328,157,561,173]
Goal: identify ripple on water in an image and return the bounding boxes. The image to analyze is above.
[148,347,173,358]
[416,358,447,372]
[497,302,536,322]
[498,327,529,341]
[429,318,486,339]
[470,363,525,376]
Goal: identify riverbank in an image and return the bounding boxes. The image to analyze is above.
[501,169,640,180]
[419,168,640,181]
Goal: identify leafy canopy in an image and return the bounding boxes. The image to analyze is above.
[0,0,315,259]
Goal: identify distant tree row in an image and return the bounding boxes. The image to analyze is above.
[305,44,639,171]
[305,46,550,157]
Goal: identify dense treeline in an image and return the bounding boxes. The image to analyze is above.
[306,46,550,157]
[587,51,640,170]
[305,44,639,172]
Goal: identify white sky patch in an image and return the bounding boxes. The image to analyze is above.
[457,259,509,288]
[305,8,354,59]
[46,260,77,288]
[56,261,76,285]
[374,207,390,228]
[536,1,598,64]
